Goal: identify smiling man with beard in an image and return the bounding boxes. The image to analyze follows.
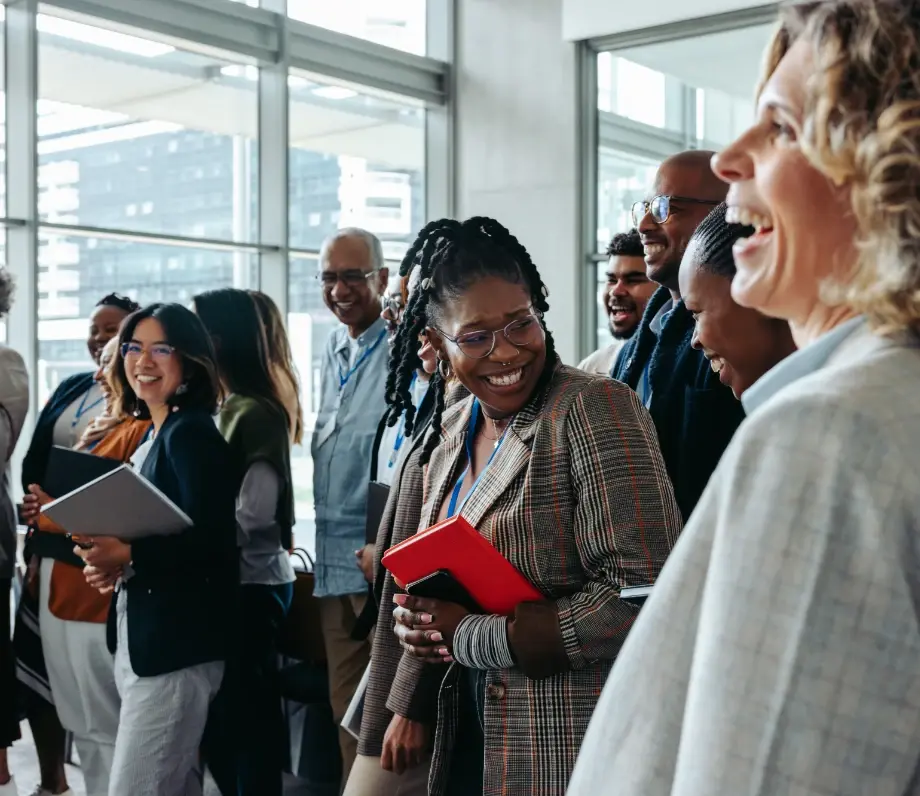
[611,151,745,522]
[579,229,656,376]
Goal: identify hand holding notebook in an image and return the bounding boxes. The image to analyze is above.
[41,464,192,540]
[382,514,541,616]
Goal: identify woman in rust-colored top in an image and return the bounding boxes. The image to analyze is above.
[21,336,153,796]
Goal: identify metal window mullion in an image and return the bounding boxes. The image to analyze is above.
[6,0,40,492]
[577,41,599,362]
[41,0,279,63]
[599,112,684,161]
[6,0,39,418]
[424,0,455,221]
[287,19,446,106]
[258,0,289,316]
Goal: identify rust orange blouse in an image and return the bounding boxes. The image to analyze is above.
[39,418,153,623]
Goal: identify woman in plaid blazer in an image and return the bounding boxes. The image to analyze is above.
[385,217,683,795]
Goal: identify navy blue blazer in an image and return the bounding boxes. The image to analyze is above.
[21,372,95,491]
[22,372,95,566]
[106,407,241,677]
[612,286,745,522]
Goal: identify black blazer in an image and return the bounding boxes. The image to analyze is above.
[22,372,95,565]
[21,372,95,490]
[612,286,745,522]
[106,408,241,677]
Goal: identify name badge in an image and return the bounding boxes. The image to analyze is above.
[315,413,337,448]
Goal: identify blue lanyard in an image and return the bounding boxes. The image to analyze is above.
[446,399,511,518]
[72,388,104,429]
[338,328,387,391]
[388,373,419,469]
[641,363,651,407]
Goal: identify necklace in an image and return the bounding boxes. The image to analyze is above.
[481,415,512,448]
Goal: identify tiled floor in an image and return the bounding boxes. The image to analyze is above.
[7,724,317,796]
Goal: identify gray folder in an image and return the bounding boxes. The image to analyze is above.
[41,464,192,539]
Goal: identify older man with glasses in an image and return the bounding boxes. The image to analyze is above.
[611,151,744,523]
[312,227,389,789]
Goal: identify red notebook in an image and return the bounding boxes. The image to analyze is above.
[382,514,542,615]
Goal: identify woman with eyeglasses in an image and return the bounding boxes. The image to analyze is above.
[78,303,238,796]
[15,291,139,796]
[193,288,295,796]
[386,217,682,796]
[18,337,152,796]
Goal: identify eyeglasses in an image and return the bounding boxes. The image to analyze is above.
[315,269,380,289]
[631,195,720,228]
[121,342,175,360]
[436,311,544,360]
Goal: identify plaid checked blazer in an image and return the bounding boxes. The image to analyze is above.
[388,364,683,796]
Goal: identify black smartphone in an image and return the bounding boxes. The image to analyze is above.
[406,570,481,613]
[620,584,652,607]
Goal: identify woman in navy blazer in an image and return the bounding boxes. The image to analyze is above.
[80,302,239,796]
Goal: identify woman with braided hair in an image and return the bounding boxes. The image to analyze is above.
[387,217,682,795]
[678,202,796,399]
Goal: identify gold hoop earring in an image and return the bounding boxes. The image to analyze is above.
[438,358,452,380]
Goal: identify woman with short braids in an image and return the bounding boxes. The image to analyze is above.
[387,217,682,795]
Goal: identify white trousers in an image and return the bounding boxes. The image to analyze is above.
[39,559,119,796]
[108,590,223,796]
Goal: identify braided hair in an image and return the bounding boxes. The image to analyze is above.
[97,292,140,315]
[690,203,755,278]
[385,217,556,464]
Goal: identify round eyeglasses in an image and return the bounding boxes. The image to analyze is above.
[631,194,719,228]
[435,312,544,359]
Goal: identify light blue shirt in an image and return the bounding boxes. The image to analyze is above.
[743,315,865,413]
[312,316,389,596]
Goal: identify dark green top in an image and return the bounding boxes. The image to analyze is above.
[217,393,294,551]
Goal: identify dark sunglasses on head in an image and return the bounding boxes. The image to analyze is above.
[631,194,719,228]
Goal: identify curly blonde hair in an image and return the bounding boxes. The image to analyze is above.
[761,1,920,335]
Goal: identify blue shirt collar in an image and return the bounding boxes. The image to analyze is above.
[333,315,387,355]
[742,315,866,414]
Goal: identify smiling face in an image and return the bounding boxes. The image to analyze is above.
[712,39,858,326]
[604,254,657,339]
[320,235,388,336]
[124,317,184,413]
[88,304,130,365]
[428,276,546,418]
[93,337,120,408]
[679,242,795,398]
[638,153,728,292]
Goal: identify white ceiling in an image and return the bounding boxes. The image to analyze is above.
[617,23,774,100]
[37,43,425,170]
[563,0,775,41]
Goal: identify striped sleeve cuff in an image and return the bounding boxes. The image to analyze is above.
[452,614,515,670]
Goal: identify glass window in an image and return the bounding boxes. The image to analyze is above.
[288,0,426,56]
[597,148,659,253]
[288,73,425,258]
[597,53,684,133]
[696,86,755,148]
[37,233,256,406]
[38,10,258,241]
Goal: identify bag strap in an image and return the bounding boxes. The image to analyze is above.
[0,402,14,463]
[291,547,316,573]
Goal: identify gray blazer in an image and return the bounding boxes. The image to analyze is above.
[570,319,920,796]
[0,345,28,579]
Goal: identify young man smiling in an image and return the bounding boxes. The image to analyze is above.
[311,227,389,788]
[579,229,657,376]
[611,151,745,522]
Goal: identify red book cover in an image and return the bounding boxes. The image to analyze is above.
[382,514,542,615]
